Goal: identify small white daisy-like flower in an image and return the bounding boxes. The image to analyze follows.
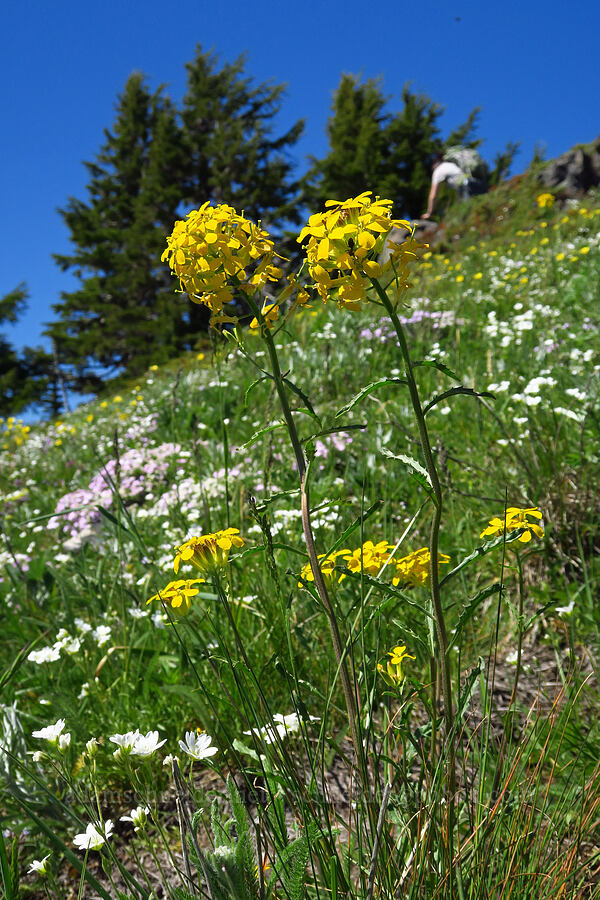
[73,820,113,851]
[109,730,140,758]
[120,806,149,832]
[131,730,166,758]
[178,731,218,761]
[32,719,66,744]
[58,733,71,752]
[28,854,50,875]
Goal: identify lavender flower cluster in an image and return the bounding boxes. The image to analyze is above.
[47,443,189,548]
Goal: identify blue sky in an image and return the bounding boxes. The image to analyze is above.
[2,0,599,353]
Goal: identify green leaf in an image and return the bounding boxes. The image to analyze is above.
[282,376,321,424]
[237,421,286,449]
[411,359,461,381]
[244,373,270,406]
[335,377,407,417]
[0,639,38,693]
[451,584,503,647]
[439,530,528,586]
[0,830,15,900]
[380,448,437,506]
[302,423,367,444]
[423,386,495,415]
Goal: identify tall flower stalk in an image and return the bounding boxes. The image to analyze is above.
[244,293,363,773]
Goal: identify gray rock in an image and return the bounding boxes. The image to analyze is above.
[539,137,600,195]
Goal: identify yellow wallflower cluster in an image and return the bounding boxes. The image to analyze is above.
[1,417,31,450]
[299,540,450,588]
[173,528,245,575]
[536,193,555,209]
[480,507,544,543]
[392,547,451,588]
[162,203,282,327]
[147,579,204,618]
[377,644,416,686]
[297,191,422,309]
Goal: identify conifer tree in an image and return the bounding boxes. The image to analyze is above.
[305,76,488,218]
[181,47,304,230]
[48,73,189,388]
[0,284,57,416]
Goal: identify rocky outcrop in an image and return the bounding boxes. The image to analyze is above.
[538,137,600,196]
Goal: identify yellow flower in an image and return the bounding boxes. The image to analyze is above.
[580,246,590,255]
[342,540,395,579]
[147,579,204,617]
[556,252,565,261]
[249,302,280,330]
[173,529,245,575]
[392,547,450,588]
[297,192,419,308]
[162,203,281,328]
[377,644,415,686]
[298,548,351,586]
[456,274,464,283]
[480,507,544,543]
[474,272,483,280]
[536,193,555,209]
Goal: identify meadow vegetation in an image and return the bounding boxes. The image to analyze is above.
[1,185,599,898]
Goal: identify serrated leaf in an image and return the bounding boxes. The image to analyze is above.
[451,584,503,647]
[380,448,437,506]
[439,530,528,587]
[411,359,461,381]
[423,386,495,415]
[238,421,286,450]
[244,373,270,406]
[335,377,407,417]
[381,449,432,485]
[302,423,367,443]
[282,376,321,424]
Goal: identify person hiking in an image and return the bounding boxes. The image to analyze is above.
[422,147,488,219]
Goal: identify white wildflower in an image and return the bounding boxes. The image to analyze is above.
[73,820,113,851]
[178,731,218,761]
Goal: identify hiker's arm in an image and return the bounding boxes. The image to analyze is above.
[422,180,438,219]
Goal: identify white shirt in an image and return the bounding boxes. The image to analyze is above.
[432,161,468,188]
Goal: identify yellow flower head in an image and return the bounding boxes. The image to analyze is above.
[392,547,451,588]
[298,548,351,586]
[536,193,555,209]
[297,192,418,308]
[377,644,416,686]
[342,540,394,578]
[173,528,245,575]
[147,579,204,617]
[480,507,544,543]
[162,203,281,327]
[249,302,280,330]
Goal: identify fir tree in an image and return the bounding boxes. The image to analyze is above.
[305,75,486,218]
[0,284,58,417]
[181,46,304,230]
[48,73,189,388]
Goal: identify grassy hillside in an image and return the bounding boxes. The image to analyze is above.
[1,185,599,898]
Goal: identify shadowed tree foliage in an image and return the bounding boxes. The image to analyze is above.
[47,52,304,389]
[303,76,445,217]
[303,75,516,219]
[181,46,304,228]
[47,73,188,389]
[0,284,63,417]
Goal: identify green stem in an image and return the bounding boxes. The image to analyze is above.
[244,296,363,776]
[371,278,459,888]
